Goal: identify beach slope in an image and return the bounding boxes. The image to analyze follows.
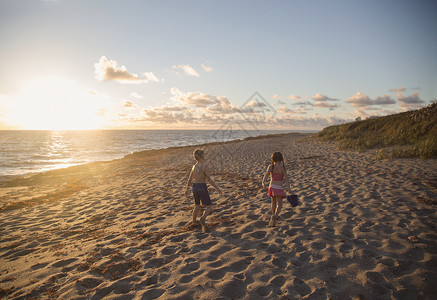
[1,133,436,299]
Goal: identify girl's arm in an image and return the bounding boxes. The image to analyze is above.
[184,167,194,197]
[262,165,272,188]
[283,163,291,193]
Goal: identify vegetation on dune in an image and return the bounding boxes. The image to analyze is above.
[314,103,437,159]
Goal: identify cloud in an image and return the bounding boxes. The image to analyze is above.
[143,109,191,123]
[312,93,338,102]
[273,94,282,99]
[347,92,372,107]
[396,92,423,104]
[161,105,187,112]
[171,88,270,116]
[113,88,349,130]
[290,100,313,107]
[374,95,396,105]
[278,106,307,115]
[201,64,214,72]
[94,56,142,83]
[171,88,219,107]
[143,72,161,82]
[117,87,343,129]
[389,86,406,92]
[172,64,200,77]
[123,100,138,108]
[246,101,267,108]
[130,92,143,99]
[314,101,338,110]
[287,94,301,100]
[396,92,425,109]
[347,92,395,107]
[206,97,237,115]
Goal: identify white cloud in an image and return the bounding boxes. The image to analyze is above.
[172,64,200,77]
[312,93,338,102]
[130,92,143,99]
[314,101,338,110]
[201,64,214,72]
[113,88,350,130]
[143,72,161,83]
[389,86,406,93]
[396,92,425,109]
[347,92,372,107]
[94,56,162,84]
[246,100,267,108]
[172,90,217,107]
[396,92,423,104]
[287,94,301,100]
[278,106,307,115]
[290,100,313,107]
[374,95,395,105]
[123,100,138,108]
[347,92,395,107]
[94,56,142,83]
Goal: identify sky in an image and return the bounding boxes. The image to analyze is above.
[0,0,436,130]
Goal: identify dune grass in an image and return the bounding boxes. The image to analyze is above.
[314,103,437,159]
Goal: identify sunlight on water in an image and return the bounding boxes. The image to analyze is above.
[0,130,308,178]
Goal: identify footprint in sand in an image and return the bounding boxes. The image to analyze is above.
[140,288,165,299]
[218,278,246,299]
[52,258,77,268]
[75,276,103,292]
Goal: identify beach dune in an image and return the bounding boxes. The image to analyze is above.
[1,133,436,299]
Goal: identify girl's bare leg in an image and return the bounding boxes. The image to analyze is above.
[269,197,277,227]
[276,197,283,217]
[271,197,277,215]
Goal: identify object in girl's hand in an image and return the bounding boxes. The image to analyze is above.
[287,195,299,207]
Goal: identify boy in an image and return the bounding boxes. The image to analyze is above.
[185,149,222,232]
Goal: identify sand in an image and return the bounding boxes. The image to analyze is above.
[0,133,436,299]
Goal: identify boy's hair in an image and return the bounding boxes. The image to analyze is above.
[193,149,205,161]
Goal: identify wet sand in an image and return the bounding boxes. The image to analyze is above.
[1,133,436,299]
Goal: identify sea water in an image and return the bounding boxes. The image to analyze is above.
[0,130,308,179]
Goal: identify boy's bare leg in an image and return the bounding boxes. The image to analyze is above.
[200,205,214,232]
[200,206,214,221]
[192,205,201,224]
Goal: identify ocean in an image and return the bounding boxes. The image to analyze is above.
[0,130,312,179]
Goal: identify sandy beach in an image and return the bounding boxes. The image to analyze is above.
[0,133,436,299]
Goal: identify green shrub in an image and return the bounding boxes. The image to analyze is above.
[314,103,437,159]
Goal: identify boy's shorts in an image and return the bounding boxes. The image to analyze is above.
[192,183,213,206]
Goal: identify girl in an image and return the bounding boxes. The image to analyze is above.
[262,152,291,227]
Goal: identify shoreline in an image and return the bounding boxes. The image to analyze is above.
[1,132,436,299]
[0,131,313,185]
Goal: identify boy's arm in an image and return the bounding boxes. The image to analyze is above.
[262,165,272,188]
[184,168,194,197]
[204,166,223,196]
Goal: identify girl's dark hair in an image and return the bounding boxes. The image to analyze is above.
[271,152,285,173]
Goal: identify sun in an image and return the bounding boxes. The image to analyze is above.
[3,76,108,130]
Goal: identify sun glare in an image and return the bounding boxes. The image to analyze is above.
[4,76,107,130]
